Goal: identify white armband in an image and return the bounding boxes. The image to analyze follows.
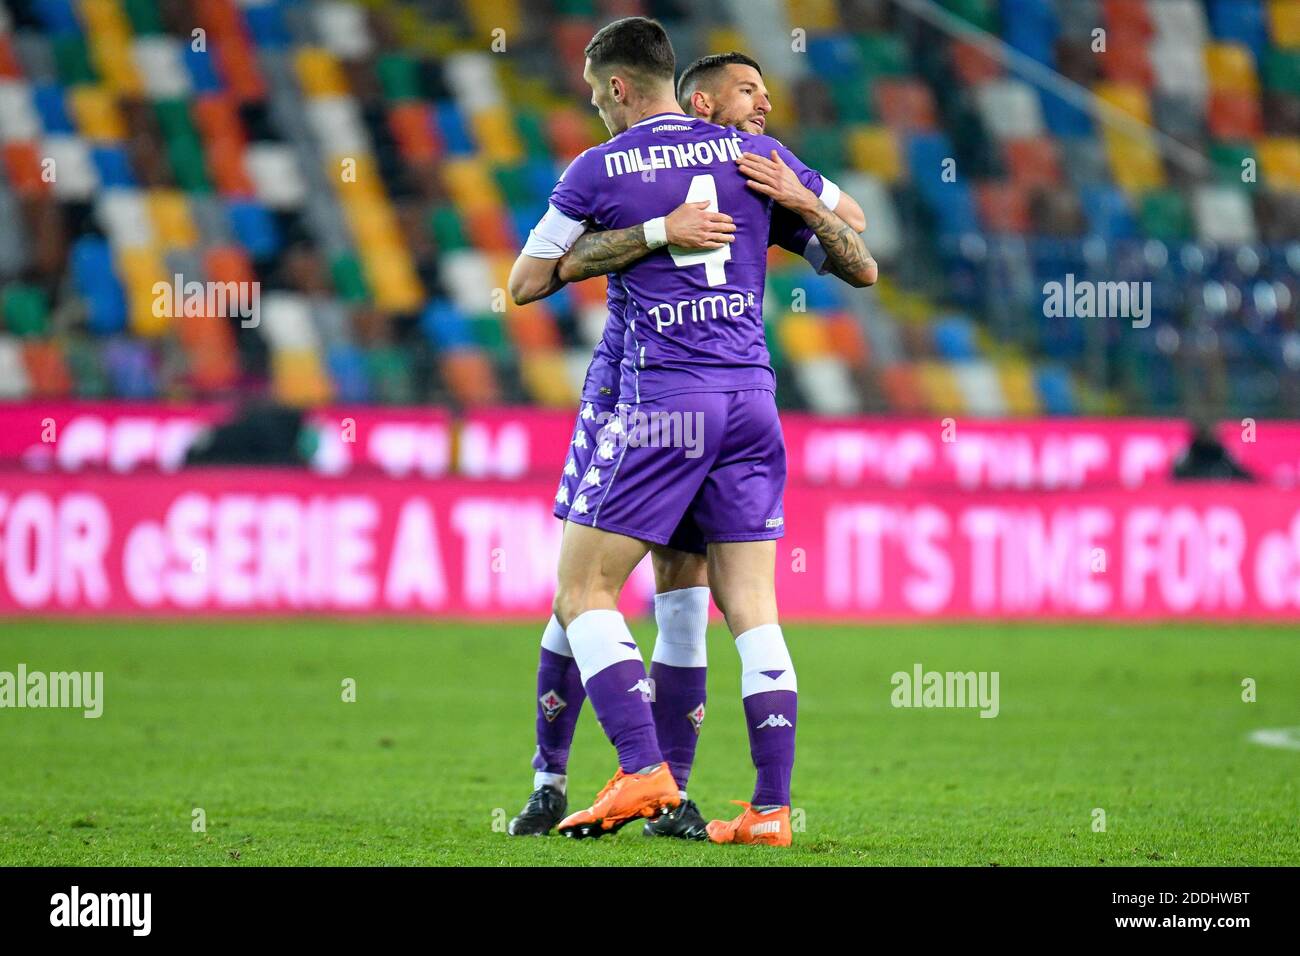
[819,177,841,214]
[642,217,668,249]
[802,235,832,275]
[521,204,588,259]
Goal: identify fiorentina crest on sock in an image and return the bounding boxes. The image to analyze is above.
[539,689,567,723]
[687,702,706,735]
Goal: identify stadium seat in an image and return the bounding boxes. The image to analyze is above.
[975,79,1045,139]
[916,360,965,414]
[22,338,71,397]
[1205,42,1260,93]
[1193,184,1259,242]
[441,348,498,406]
[104,338,157,398]
[42,135,98,199]
[1034,363,1078,414]
[795,357,862,415]
[976,180,1031,233]
[273,348,333,406]
[952,360,1008,415]
[520,350,577,407]
[932,314,980,359]
[0,335,31,398]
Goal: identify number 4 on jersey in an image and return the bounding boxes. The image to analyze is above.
[668,173,730,287]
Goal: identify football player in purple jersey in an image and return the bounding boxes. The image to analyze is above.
[505,51,871,841]
[508,18,875,844]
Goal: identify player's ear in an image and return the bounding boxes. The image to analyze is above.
[609,75,625,103]
[690,89,710,119]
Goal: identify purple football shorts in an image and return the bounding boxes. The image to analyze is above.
[564,388,785,547]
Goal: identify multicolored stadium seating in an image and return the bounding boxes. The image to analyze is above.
[0,0,1297,416]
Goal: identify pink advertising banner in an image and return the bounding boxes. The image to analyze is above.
[1,470,1297,619]
[2,402,1298,490]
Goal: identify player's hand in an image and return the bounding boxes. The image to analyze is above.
[663,200,735,250]
[737,150,817,214]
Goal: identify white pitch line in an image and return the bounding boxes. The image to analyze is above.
[1247,728,1300,752]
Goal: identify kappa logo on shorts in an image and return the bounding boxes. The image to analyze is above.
[539,689,567,722]
[581,403,596,420]
[573,430,588,449]
[582,466,601,487]
[766,517,784,529]
[555,486,570,506]
[572,494,590,515]
[687,702,706,735]
[755,713,793,729]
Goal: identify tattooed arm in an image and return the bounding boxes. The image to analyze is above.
[794,198,879,288]
[737,150,878,287]
[557,225,653,283]
[555,201,736,284]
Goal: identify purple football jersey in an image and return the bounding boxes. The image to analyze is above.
[549,112,822,403]
[578,207,818,403]
[579,276,627,402]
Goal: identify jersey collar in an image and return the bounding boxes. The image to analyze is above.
[629,112,695,129]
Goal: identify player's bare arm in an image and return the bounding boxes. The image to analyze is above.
[833,190,867,233]
[508,253,565,305]
[555,201,735,284]
[738,149,877,287]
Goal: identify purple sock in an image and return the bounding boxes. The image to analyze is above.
[649,661,707,791]
[648,586,710,791]
[742,689,797,806]
[737,624,797,806]
[532,646,586,775]
[567,610,664,775]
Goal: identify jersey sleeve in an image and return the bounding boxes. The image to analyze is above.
[521,149,600,259]
[769,207,832,275]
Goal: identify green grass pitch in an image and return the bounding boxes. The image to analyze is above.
[0,618,1297,866]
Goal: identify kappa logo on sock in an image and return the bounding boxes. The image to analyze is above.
[687,702,705,735]
[755,713,793,729]
[539,689,567,722]
[627,678,655,702]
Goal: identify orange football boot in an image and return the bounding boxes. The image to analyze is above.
[557,763,680,839]
[706,801,792,846]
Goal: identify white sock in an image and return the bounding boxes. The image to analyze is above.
[565,609,641,685]
[540,614,571,656]
[534,771,566,793]
[650,586,709,668]
[735,623,797,696]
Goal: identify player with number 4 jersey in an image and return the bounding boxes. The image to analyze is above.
[507,17,875,844]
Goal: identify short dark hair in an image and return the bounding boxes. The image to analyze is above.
[584,17,675,85]
[676,52,762,107]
